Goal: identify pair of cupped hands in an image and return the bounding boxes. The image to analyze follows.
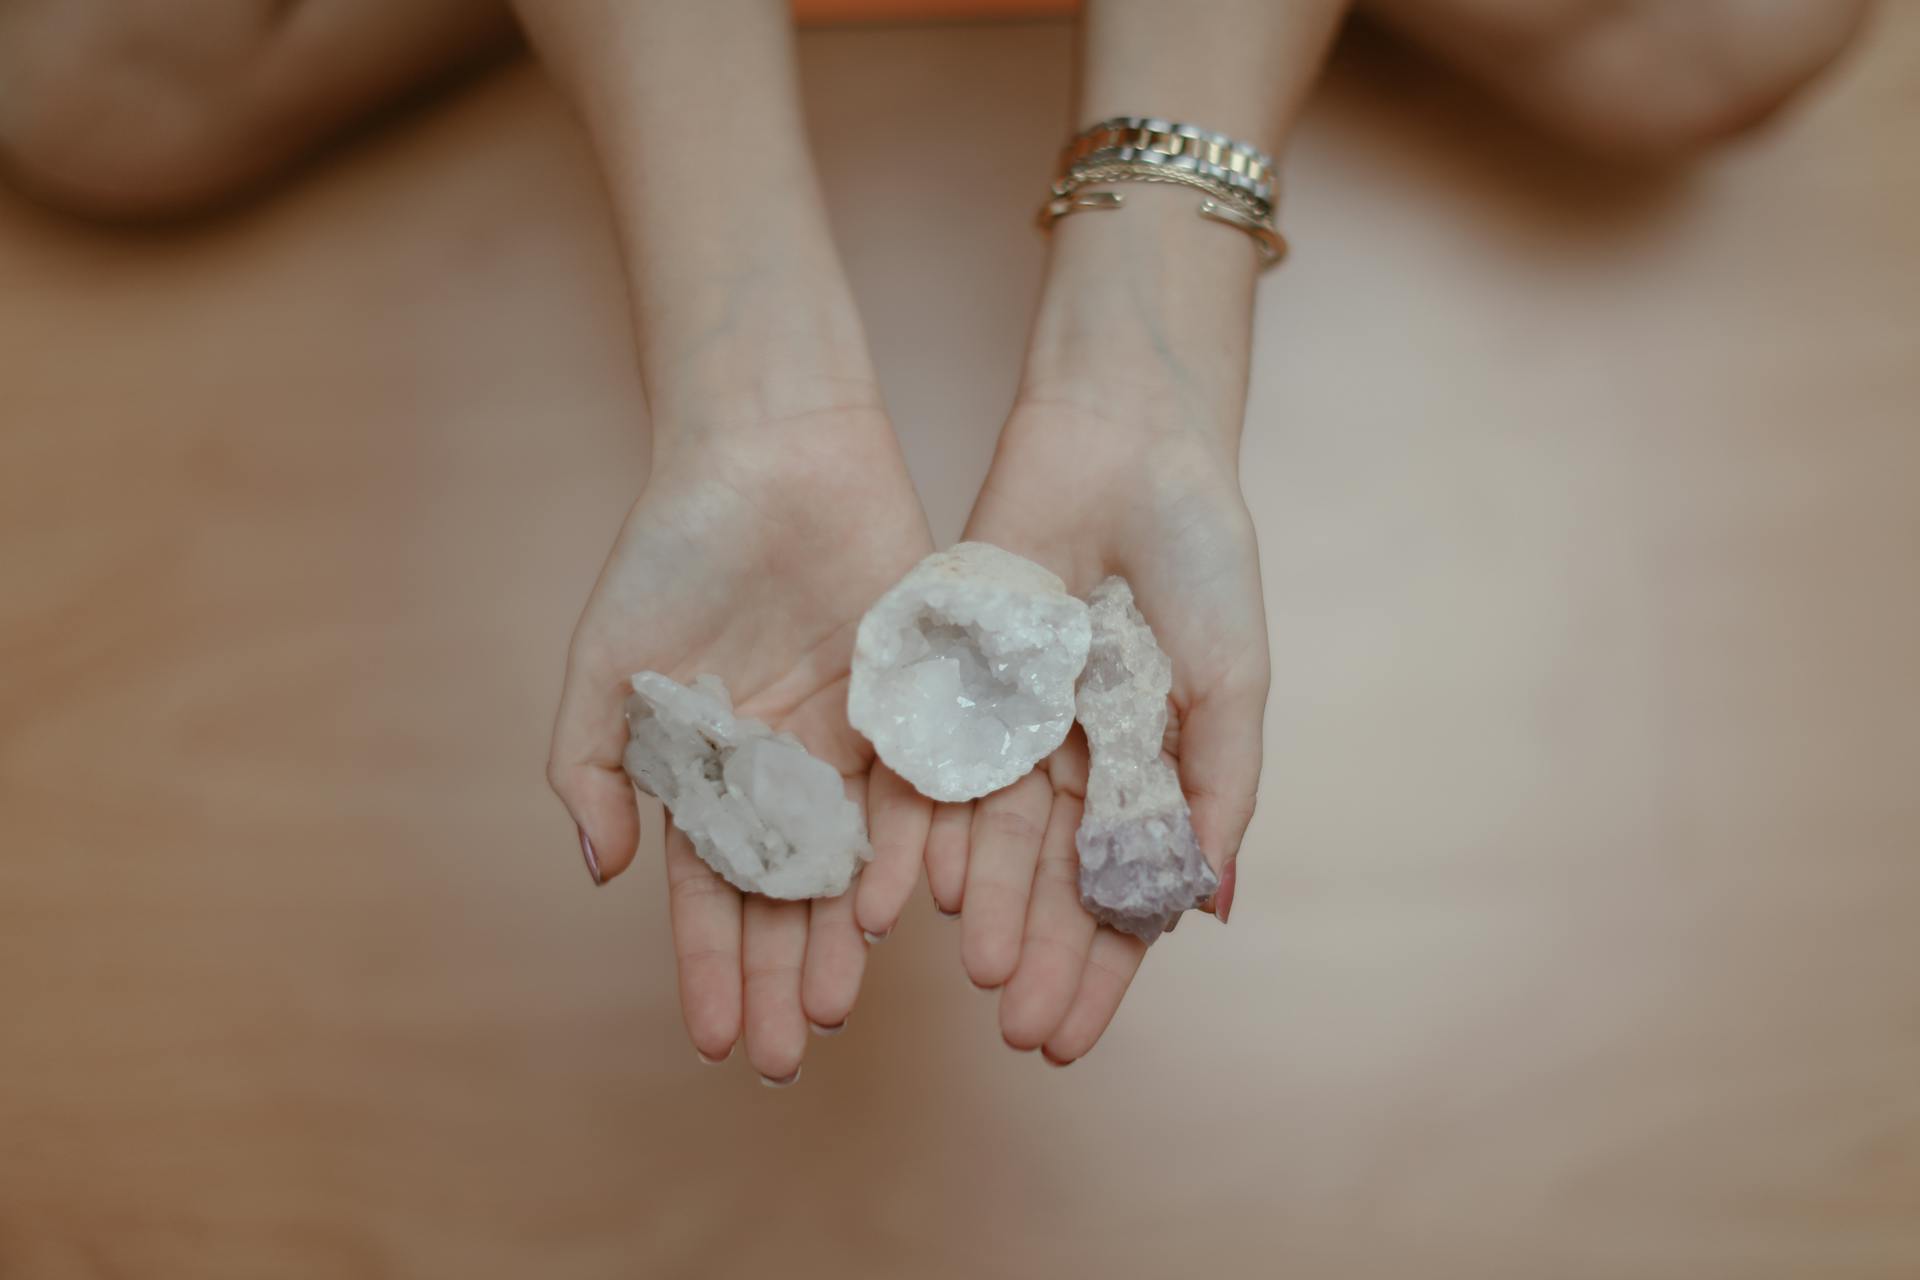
[549,392,1269,1085]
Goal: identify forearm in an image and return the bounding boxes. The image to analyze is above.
[512,0,877,456]
[1022,0,1348,453]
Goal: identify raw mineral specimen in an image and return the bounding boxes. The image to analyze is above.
[1075,577,1217,941]
[623,671,870,899]
[848,542,1092,802]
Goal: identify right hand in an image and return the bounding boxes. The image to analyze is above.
[548,405,936,1084]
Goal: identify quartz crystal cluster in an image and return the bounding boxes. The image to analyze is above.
[1072,578,1217,941]
[623,671,870,899]
[847,542,1091,802]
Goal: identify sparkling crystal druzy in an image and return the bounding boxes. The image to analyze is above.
[1075,577,1217,941]
[848,542,1092,802]
[624,672,871,899]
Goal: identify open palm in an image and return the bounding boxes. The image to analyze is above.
[548,412,935,1084]
[929,402,1271,1064]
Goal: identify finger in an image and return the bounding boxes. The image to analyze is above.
[548,631,640,882]
[998,792,1095,1051]
[664,826,743,1063]
[1044,726,1090,799]
[1041,927,1147,1066]
[741,895,810,1085]
[802,888,867,1035]
[924,801,972,916]
[960,770,1052,989]
[1178,672,1270,918]
[855,763,931,939]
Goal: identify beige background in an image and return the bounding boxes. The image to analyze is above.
[2,14,1918,1279]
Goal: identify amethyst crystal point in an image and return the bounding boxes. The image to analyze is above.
[1074,578,1217,941]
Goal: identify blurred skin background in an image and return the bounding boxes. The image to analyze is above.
[1,1,1917,1277]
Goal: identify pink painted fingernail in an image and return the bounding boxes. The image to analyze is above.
[578,825,603,886]
[1214,858,1237,924]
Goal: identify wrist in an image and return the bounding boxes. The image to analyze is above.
[639,258,886,466]
[649,378,892,472]
[648,364,893,479]
[1019,184,1257,454]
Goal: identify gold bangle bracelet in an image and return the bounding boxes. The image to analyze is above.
[1038,170,1288,269]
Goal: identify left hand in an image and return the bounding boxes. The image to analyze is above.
[929,395,1272,1064]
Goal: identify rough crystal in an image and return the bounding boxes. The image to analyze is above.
[848,542,1092,802]
[624,671,870,899]
[1075,577,1217,941]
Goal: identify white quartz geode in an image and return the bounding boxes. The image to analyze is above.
[848,542,1092,802]
[623,672,870,899]
[1075,577,1217,942]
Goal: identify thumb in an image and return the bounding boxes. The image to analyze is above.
[547,638,641,885]
[1176,671,1269,923]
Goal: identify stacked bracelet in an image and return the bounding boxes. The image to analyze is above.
[1037,116,1287,268]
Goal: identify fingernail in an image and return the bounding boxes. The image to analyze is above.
[1214,858,1238,924]
[578,825,603,886]
[862,928,890,944]
[760,1067,802,1089]
[1041,1048,1074,1068]
[936,906,960,919]
[696,1044,733,1065]
[809,1019,847,1037]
